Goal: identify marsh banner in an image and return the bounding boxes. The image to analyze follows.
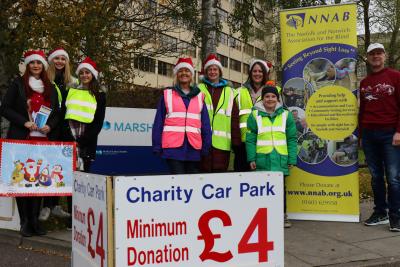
[280,4,359,221]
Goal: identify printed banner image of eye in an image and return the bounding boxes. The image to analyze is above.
[288,107,308,139]
[297,132,328,165]
[334,58,357,92]
[328,134,358,167]
[282,78,315,109]
[303,58,336,90]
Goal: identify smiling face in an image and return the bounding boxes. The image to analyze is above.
[52,55,67,70]
[251,63,264,84]
[177,68,192,84]
[79,68,93,86]
[28,60,43,77]
[206,65,220,83]
[262,93,278,111]
[367,49,386,71]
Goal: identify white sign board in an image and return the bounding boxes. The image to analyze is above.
[72,172,108,267]
[114,172,284,267]
[98,107,155,146]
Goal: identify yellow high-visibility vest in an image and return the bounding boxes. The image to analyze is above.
[198,83,236,151]
[65,88,97,123]
[237,86,261,142]
[254,109,288,155]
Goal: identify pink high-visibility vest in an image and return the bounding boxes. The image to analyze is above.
[162,89,204,150]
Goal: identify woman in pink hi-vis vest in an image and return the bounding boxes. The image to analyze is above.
[152,58,212,174]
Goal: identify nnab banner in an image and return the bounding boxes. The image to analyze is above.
[280,4,359,222]
[0,139,75,197]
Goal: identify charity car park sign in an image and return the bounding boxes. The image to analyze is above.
[114,172,284,266]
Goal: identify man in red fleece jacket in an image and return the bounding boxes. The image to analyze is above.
[360,43,400,232]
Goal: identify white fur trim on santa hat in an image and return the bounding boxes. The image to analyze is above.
[48,49,69,63]
[249,59,269,73]
[76,63,99,79]
[173,62,195,76]
[204,59,222,71]
[24,54,48,70]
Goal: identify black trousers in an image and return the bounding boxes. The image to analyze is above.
[43,196,59,208]
[16,197,42,227]
[166,159,200,174]
[234,143,250,172]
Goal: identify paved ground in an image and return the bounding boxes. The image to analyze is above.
[285,200,400,267]
[0,200,399,267]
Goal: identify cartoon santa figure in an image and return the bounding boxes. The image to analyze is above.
[23,158,42,187]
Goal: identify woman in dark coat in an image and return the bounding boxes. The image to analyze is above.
[0,50,59,237]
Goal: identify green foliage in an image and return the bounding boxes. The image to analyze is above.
[0,0,200,99]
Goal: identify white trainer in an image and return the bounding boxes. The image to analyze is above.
[52,205,71,218]
[39,207,51,221]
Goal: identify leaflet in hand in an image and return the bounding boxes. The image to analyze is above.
[34,105,52,128]
[30,105,52,137]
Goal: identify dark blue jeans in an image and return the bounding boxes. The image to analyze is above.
[362,128,400,217]
[166,159,200,174]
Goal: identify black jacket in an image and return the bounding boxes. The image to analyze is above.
[63,91,106,160]
[0,76,60,140]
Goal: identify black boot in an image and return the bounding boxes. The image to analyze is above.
[20,221,33,237]
[31,197,47,236]
[32,219,47,236]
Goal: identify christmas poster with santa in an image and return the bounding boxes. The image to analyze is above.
[0,139,76,196]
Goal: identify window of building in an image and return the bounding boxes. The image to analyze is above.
[229,36,241,51]
[255,47,265,58]
[178,41,196,58]
[230,58,241,72]
[243,63,249,74]
[133,25,155,42]
[254,28,264,41]
[217,8,228,23]
[244,43,254,56]
[134,56,156,73]
[158,60,174,77]
[159,34,177,52]
[217,53,229,68]
[219,32,228,46]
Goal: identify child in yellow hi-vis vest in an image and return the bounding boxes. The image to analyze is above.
[246,86,297,228]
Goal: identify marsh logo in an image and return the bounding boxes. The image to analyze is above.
[103,121,111,130]
[286,13,305,29]
[286,11,350,29]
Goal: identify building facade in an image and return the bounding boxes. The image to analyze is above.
[132,0,277,89]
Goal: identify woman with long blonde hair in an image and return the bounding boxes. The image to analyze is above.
[38,48,76,224]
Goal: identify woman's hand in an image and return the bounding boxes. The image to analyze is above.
[250,161,256,170]
[24,121,38,131]
[39,125,51,134]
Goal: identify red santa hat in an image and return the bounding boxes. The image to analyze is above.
[26,158,35,164]
[249,58,269,73]
[203,54,223,72]
[48,47,69,63]
[173,57,195,76]
[24,50,49,70]
[76,57,99,79]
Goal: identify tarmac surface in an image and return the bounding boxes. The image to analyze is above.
[0,200,399,267]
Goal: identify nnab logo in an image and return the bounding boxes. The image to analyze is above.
[286,11,351,29]
[286,13,305,29]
